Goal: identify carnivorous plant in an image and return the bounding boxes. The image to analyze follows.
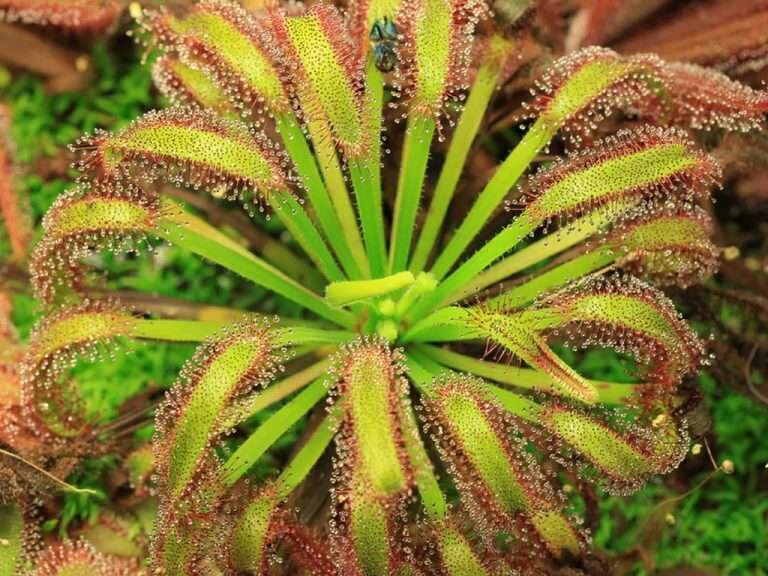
[3,0,768,573]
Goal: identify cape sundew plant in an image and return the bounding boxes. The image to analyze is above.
[7,0,768,573]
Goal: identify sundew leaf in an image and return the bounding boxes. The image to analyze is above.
[31,539,138,576]
[421,375,583,556]
[524,47,662,141]
[0,0,122,34]
[0,502,23,576]
[151,53,233,114]
[339,475,398,576]
[151,320,282,575]
[229,485,280,574]
[609,206,719,288]
[526,47,768,144]
[397,0,488,119]
[73,107,289,207]
[542,275,704,401]
[146,0,289,115]
[331,338,411,497]
[329,339,413,575]
[20,300,137,438]
[153,318,279,503]
[515,125,720,229]
[433,521,504,576]
[468,307,599,404]
[651,61,768,132]
[272,4,367,155]
[536,404,689,495]
[29,183,166,304]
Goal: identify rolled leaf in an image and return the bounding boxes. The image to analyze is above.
[545,275,704,397]
[29,183,165,304]
[421,375,582,556]
[20,301,137,438]
[611,207,719,287]
[146,0,289,114]
[538,404,689,494]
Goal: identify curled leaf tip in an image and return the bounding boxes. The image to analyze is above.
[21,300,136,438]
[29,182,166,304]
[540,404,689,495]
[611,207,719,288]
[546,274,704,401]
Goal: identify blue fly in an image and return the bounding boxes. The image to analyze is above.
[370,17,399,73]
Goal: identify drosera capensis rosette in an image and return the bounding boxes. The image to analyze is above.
[5,0,768,572]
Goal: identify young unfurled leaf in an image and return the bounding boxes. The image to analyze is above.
[146,1,289,114]
[516,125,720,229]
[610,207,719,288]
[333,338,411,497]
[152,53,233,114]
[421,376,582,556]
[544,275,704,395]
[21,300,137,438]
[538,404,688,494]
[154,318,279,502]
[32,539,138,576]
[74,107,288,203]
[272,4,367,155]
[397,0,487,119]
[29,183,165,304]
[468,308,598,404]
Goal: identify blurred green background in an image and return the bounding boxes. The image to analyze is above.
[1,40,766,575]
